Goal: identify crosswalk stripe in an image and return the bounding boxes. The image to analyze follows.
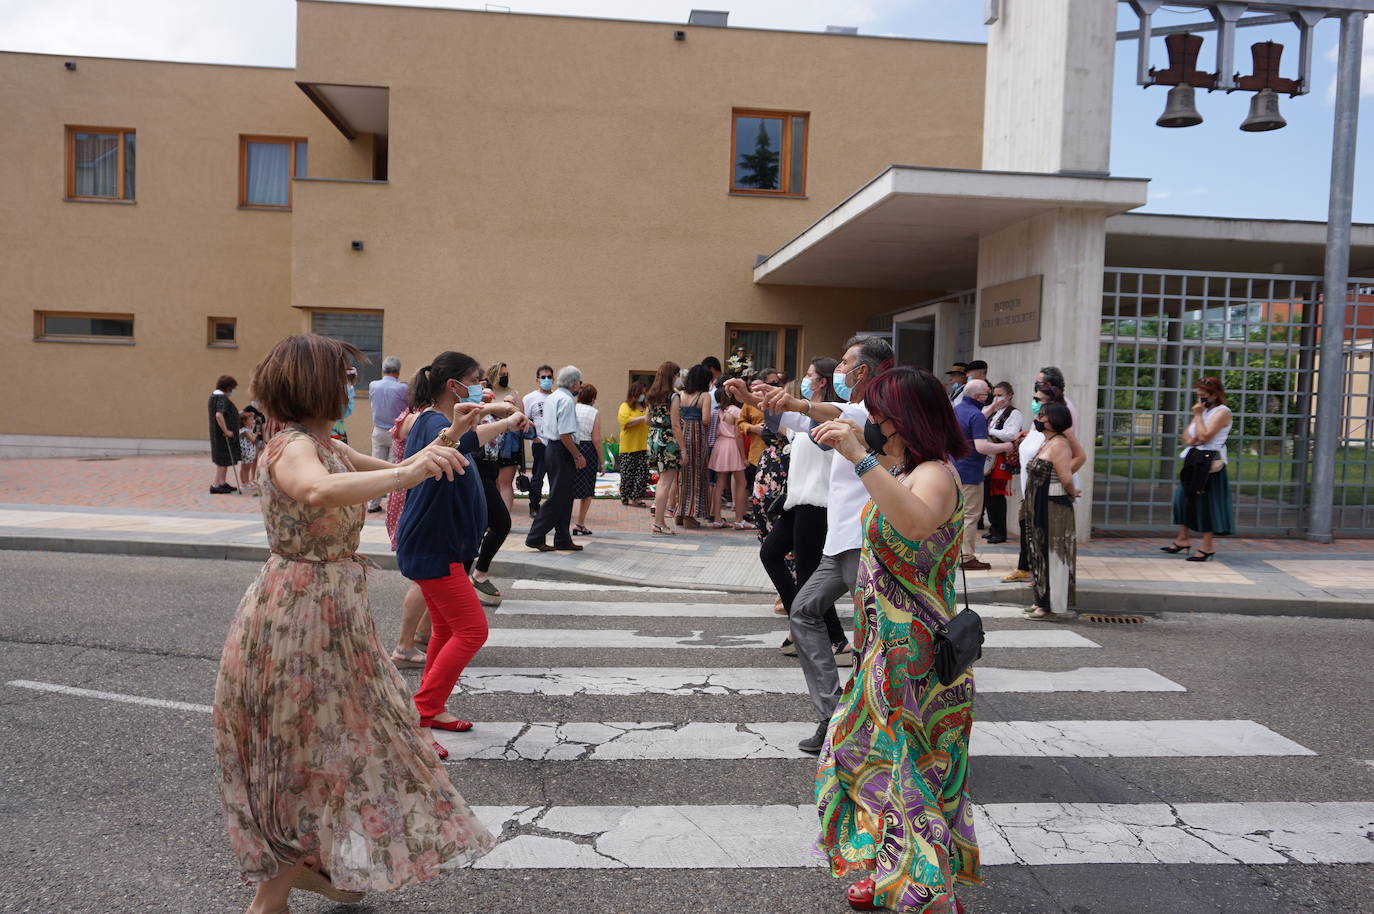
[494,601,1035,620]
[509,580,726,594]
[458,666,1184,695]
[481,629,1099,649]
[5,679,214,713]
[466,802,1374,868]
[435,719,1312,760]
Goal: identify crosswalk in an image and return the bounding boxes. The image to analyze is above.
[447,586,1373,880]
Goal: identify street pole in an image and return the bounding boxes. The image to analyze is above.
[1307,11,1366,542]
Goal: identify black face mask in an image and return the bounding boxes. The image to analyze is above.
[863,419,889,454]
[499,374,509,388]
[1033,419,1046,433]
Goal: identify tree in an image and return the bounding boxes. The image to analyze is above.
[736,120,780,190]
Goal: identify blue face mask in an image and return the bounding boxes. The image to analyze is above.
[1030,399,1042,416]
[341,383,355,419]
[638,394,646,403]
[463,384,484,404]
[832,369,853,402]
[539,377,553,392]
[800,377,813,400]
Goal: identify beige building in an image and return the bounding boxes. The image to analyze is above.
[0,1,985,455]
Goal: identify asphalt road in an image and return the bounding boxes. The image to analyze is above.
[0,550,1371,914]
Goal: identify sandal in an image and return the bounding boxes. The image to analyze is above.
[732,521,752,530]
[651,523,676,536]
[1160,541,1190,554]
[293,863,366,903]
[709,520,730,529]
[1026,605,1055,620]
[573,525,593,536]
[433,740,449,760]
[390,648,426,669]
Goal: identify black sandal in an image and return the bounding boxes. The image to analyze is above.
[1160,542,1189,554]
[573,524,593,536]
[1185,551,1215,562]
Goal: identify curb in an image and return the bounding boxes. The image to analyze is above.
[1,534,1369,619]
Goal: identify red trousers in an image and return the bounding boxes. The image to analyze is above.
[413,563,489,718]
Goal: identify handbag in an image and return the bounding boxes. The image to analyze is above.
[933,564,984,686]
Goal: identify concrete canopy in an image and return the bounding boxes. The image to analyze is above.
[297,82,389,139]
[751,165,1150,291]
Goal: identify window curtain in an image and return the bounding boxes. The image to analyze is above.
[246,142,291,206]
[74,133,119,197]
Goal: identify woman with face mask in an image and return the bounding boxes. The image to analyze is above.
[1164,376,1234,561]
[618,381,651,507]
[1021,401,1081,619]
[395,352,531,737]
[808,366,979,914]
[484,361,521,513]
[1003,382,1085,585]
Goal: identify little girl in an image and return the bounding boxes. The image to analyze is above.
[237,410,260,494]
[708,386,750,529]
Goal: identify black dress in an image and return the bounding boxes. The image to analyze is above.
[209,392,241,467]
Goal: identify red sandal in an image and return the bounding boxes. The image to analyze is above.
[847,876,877,911]
[432,740,449,759]
[420,716,473,732]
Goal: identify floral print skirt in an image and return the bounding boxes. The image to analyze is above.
[213,555,495,891]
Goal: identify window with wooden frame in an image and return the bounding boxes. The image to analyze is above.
[208,317,237,348]
[34,310,134,343]
[239,136,308,209]
[66,126,136,201]
[725,323,801,382]
[730,109,808,197]
[308,309,383,389]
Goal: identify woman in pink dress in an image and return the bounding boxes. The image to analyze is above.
[214,334,495,914]
[708,386,751,529]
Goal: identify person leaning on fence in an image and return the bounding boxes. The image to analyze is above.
[1163,376,1234,562]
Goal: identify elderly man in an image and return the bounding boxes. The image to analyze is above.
[525,365,585,552]
[366,356,407,512]
[953,378,1013,570]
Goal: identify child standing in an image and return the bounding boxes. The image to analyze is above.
[708,387,750,528]
[237,410,260,494]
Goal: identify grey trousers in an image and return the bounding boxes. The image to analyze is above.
[788,548,859,722]
[367,426,393,510]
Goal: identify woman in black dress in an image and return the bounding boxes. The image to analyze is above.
[209,374,241,494]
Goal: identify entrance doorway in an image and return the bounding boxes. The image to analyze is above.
[894,318,935,371]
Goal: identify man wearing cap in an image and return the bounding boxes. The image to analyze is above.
[946,362,968,402]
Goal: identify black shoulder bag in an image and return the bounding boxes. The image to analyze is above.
[933,563,984,686]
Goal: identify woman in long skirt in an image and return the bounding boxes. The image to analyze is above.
[673,363,714,526]
[1164,376,1235,561]
[1020,401,1081,619]
[214,334,495,914]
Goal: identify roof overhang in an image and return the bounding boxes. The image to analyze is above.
[297,82,389,140]
[751,165,1150,291]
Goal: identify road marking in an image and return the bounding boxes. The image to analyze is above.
[466,802,1374,868]
[481,628,1099,649]
[495,601,1034,620]
[436,719,1311,761]
[509,580,726,594]
[458,666,1182,695]
[6,680,213,714]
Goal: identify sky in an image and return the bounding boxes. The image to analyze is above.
[3,0,1373,223]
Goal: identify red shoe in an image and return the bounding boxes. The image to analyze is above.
[420,716,474,732]
[847,877,878,911]
[432,740,449,759]
[955,896,965,914]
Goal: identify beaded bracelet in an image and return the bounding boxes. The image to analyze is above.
[854,453,881,478]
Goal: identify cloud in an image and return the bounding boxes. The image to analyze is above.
[1323,16,1374,101]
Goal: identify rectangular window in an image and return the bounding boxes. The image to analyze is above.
[730,109,808,196]
[239,136,308,209]
[725,323,803,381]
[309,310,383,389]
[208,316,237,347]
[35,310,134,343]
[66,126,136,201]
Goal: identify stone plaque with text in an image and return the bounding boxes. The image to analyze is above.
[979,275,1043,347]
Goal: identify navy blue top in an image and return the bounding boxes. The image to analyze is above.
[952,397,989,485]
[395,410,487,580]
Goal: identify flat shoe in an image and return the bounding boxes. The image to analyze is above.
[292,864,366,903]
[420,716,474,732]
[527,542,556,552]
[390,649,426,668]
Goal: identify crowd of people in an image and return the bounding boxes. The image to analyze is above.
[208,332,1236,914]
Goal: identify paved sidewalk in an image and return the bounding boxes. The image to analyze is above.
[1,455,1370,617]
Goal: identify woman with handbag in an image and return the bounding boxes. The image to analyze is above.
[981,381,1023,544]
[810,366,979,914]
[1021,401,1081,620]
[1164,376,1234,562]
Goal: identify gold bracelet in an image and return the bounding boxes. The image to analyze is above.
[437,430,458,448]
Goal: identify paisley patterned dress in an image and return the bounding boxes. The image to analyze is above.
[213,428,494,891]
[815,461,980,912]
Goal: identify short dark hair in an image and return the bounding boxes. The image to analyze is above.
[701,356,722,373]
[1041,401,1073,433]
[251,334,360,424]
[410,351,480,410]
[864,367,969,473]
[684,364,713,394]
[576,383,598,405]
[843,334,894,376]
[216,375,237,392]
[1038,366,1066,392]
[536,364,554,378]
[994,380,1014,397]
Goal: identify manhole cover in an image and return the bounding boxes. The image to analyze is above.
[1082,614,1145,624]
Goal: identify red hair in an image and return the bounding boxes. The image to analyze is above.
[864,367,970,473]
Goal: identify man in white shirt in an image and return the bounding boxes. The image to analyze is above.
[755,334,894,754]
[522,365,555,518]
[526,366,585,551]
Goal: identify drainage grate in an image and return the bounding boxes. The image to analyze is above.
[1082,614,1145,624]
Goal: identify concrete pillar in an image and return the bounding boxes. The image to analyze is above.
[982,0,1117,175]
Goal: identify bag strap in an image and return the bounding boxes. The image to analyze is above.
[960,561,971,613]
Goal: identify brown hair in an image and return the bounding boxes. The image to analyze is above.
[624,380,647,407]
[251,334,361,424]
[215,375,237,392]
[1194,376,1228,406]
[486,362,509,389]
[576,383,598,406]
[646,360,680,407]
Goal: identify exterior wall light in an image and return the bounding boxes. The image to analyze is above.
[351,240,364,251]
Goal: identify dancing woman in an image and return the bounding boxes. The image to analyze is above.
[810,366,979,913]
[214,334,494,914]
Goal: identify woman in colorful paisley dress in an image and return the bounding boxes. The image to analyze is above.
[214,334,495,914]
[810,366,979,913]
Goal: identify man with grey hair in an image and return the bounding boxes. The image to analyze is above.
[526,365,585,552]
[366,356,407,512]
[953,378,1013,569]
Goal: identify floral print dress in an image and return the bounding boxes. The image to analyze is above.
[213,428,494,892]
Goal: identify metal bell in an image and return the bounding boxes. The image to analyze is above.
[1157,84,1203,128]
[1239,88,1286,132]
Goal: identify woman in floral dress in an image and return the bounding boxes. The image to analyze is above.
[646,360,681,535]
[810,366,979,913]
[214,334,495,914]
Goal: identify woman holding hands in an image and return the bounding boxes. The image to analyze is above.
[808,366,979,914]
[1021,401,1080,619]
[214,334,494,914]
